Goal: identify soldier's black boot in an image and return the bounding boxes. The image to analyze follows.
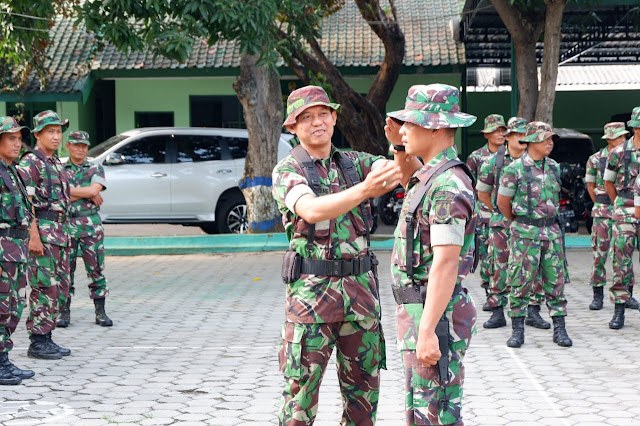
[483,306,507,329]
[552,316,573,347]
[482,287,491,312]
[57,297,71,328]
[624,287,640,310]
[0,353,35,379]
[0,357,21,385]
[525,305,551,329]
[609,303,625,329]
[46,333,70,357]
[94,298,113,327]
[506,317,525,348]
[27,334,63,360]
[589,286,604,310]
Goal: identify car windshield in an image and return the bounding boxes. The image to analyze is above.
[87,134,130,158]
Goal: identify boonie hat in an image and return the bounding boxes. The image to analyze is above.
[386,84,476,129]
[504,117,528,135]
[283,86,340,127]
[0,116,30,140]
[32,110,69,134]
[628,106,640,128]
[481,114,507,133]
[520,121,559,143]
[68,131,91,145]
[601,122,629,140]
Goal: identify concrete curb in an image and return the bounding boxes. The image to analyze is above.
[104,233,592,256]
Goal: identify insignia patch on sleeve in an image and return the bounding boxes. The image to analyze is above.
[434,199,452,223]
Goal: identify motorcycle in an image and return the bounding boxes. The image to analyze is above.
[377,185,405,226]
[558,162,592,233]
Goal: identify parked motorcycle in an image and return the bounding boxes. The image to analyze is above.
[377,185,405,226]
[558,162,592,233]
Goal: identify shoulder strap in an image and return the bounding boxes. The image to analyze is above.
[335,151,371,249]
[492,145,506,205]
[0,162,15,192]
[290,145,320,256]
[22,150,53,209]
[598,148,607,179]
[623,139,632,189]
[523,163,534,218]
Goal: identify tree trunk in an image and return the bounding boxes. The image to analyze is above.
[232,54,284,234]
[536,0,568,125]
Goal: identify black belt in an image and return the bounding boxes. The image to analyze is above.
[0,227,29,239]
[300,255,374,277]
[617,189,633,199]
[595,194,612,205]
[70,210,98,218]
[35,210,67,222]
[392,283,463,305]
[514,216,557,227]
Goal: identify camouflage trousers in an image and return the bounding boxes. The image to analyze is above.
[69,232,108,299]
[0,261,27,353]
[476,221,491,289]
[508,237,568,317]
[610,221,639,304]
[589,217,629,288]
[487,226,544,309]
[26,243,70,335]
[278,318,385,425]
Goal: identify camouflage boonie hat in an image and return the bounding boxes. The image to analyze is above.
[520,121,559,143]
[386,84,476,129]
[68,130,91,145]
[481,114,507,133]
[0,116,30,140]
[504,117,528,135]
[628,106,640,128]
[283,86,340,127]
[32,110,69,134]
[601,122,629,140]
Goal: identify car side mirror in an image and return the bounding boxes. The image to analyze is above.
[105,153,125,165]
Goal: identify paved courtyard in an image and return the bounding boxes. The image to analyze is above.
[1,249,640,425]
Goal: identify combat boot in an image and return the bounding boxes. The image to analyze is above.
[57,297,71,328]
[589,286,604,310]
[27,334,63,360]
[624,287,640,310]
[552,316,572,347]
[482,287,491,312]
[506,316,525,348]
[46,333,70,357]
[525,305,551,329]
[0,353,34,379]
[0,359,21,385]
[609,303,625,329]
[94,298,113,327]
[483,306,506,329]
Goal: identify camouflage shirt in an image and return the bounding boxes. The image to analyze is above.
[477,147,520,229]
[604,137,640,222]
[17,146,70,247]
[466,144,494,224]
[633,173,640,208]
[585,147,613,219]
[65,160,106,239]
[390,146,477,350]
[272,146,384,324]
[0,160,32,263]
[499,153,561,241]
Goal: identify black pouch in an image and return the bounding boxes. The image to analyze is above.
[435,316,450,384]
[281,250,302,284]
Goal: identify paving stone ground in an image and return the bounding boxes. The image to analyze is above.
[2,249,640,425]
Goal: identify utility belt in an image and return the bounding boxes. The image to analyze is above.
[0,227,29,239]
[282,251,377,283]
[514,216,557,227]
[69,210,98,218]
[392,282,463,305]
[595,194,612,205]
[617,189,633,199]
[35,210,67,223]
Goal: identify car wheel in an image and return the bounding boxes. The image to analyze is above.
[378,193,397,225]
[217,194,248,234]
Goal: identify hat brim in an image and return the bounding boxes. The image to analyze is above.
[68,140,90,145]
[32,119,69,134]
[480,126,507,134]
[520,132,559,143]
[601,130,629,139]
[283,102,340,127]
[386,110,477,129]
[505,128,526,136]
[628,119,640,128]
[0,126,31,140]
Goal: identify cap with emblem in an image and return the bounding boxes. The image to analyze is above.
[283,86,341,127]
[480,114,507,133]
[67,130,91,145]
[31,110,69,134]
[520,121,559,143]
[504,117,528,135]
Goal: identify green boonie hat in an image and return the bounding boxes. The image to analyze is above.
[504,117,528,135]
[628,106,640,128]
[0,116,30,140]
[283,86,340,127]
[601,122,629,140]
[386,84,477,129]
[68,130,91,145]
[32,110,69,134]
[520,121,559,143]
[481,114,507,133]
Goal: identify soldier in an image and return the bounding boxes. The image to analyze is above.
[497,122,572,348]
[467,114,506,312]
[17,110,71,359]
[0,117,35,384]
[272,85,400,425]
[604,106,640,329]
[60,131,112,328]
[585,122,629,311]
[477,117,549,329]
[386,84,477,425]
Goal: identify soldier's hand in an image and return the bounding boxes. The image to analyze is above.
[91,194,104,207]
[384,117,403,147]
[0,266,2,276]
[416,331,440,367]
[364,160,401,198]
[29,238,44,257]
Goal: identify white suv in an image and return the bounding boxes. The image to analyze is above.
[87,127,294,233]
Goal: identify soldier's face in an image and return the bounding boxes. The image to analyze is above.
[528,138,554,158]
[0,132,23,163]
[34,124,63,155]
[484,128,506,147]
[608,135,626,148]
[399,121,434,156]
[506,132,526,158]
[286,106,336,148]
[67,142,89,164]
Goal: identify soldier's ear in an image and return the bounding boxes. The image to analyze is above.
[285,124,297,135]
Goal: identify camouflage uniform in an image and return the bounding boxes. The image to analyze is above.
[273,86,385,426]
[388,84,477,425]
